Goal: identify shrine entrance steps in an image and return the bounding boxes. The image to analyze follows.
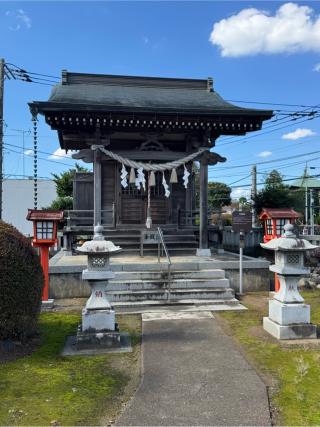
[49,252,245,311]
[101,228,199,255]
[108,268,238,310]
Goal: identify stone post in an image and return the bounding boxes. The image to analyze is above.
[94,148,102,226]
[197,154,211,256]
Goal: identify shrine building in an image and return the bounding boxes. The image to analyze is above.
[29,71,272,254]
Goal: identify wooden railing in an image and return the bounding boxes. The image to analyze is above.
[65,206,115,228]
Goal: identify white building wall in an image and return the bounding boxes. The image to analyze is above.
[2,179,57,235]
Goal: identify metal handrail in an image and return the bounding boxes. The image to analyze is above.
[157,227,172,301]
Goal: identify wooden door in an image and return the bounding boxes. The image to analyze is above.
[120,171,169,225]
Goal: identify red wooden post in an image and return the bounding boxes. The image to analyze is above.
[39,245,50,301]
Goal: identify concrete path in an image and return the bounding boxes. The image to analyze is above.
[116,312,271,426]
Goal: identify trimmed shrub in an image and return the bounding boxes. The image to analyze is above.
[0,221,44,341]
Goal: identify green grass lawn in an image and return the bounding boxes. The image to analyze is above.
[218,290,320,426]
[0,312,141,426]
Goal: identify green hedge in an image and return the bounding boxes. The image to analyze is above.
[0,221,44,341]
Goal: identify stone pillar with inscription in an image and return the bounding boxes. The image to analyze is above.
[261,223,318,340]
[76,225,122,349]
[197,154,210,256]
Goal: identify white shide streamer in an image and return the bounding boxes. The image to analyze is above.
[120,164,128,188]
[183,165,190,189]
[162,172,170,198]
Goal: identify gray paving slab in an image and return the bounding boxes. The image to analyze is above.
[116,317,271,426]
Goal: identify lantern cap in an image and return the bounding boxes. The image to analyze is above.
[26,209,64,221]
[260,224,319,252]
[76,224,122,254]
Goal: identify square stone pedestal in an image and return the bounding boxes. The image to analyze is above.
[263,317,317,340]
[76,307,120,350]
[41,299,54,310]
[76,324,121,350]
[82,308,116,332]
[269,299,310,325]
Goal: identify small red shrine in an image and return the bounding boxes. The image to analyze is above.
[27,209,63,302]
[259,208,300,242]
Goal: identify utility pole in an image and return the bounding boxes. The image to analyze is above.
[0,59,4,220]
[251,165,257,228]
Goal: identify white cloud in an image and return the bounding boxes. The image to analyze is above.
[24,149,33,156]
[314,63,320,72]
[5,9,31,31]
[257,151,272,158]
[49,148,73,160]
[282,128,316,140]
[231,187,251,200]
[209,3,320,57]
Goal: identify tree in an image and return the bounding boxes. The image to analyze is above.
[208,182,231,210]
[239,197,252,210]
[0,221,43,340]
[52,163,89,198]
[254,170,295,214]
[45,163,90,210]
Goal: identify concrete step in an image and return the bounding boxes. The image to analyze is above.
[113,269,225,280]
[112,298,241,310]
[107,278,230,291]
[108,287,234,302]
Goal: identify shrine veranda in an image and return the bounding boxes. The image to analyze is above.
[30,71,272,300]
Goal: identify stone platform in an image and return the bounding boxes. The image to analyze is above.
[49,251,269,307]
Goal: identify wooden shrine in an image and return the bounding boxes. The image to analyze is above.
[29,71,272,253]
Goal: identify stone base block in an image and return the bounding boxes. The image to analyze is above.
[76,324,121,349]
[82,308,116,332]
[269,299,310,325]
[41,299,54,310]
[263,317,317,340]
[196,248,211,257]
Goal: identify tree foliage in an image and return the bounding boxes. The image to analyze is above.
[52,163,89,198]
[208,182,232,210]
[45,163,89,210]
[0,221,44,341]
[254,170,304,215]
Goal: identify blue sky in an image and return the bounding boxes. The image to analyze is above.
[1,1,320,198]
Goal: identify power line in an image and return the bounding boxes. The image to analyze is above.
[225,99,320,109]
[217,113,320,148]
[211,150,320,171]
[4,146,76,167]
[217,104,320,145]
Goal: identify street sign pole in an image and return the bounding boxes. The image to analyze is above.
[232,210,251,296]
[239,231,245,295]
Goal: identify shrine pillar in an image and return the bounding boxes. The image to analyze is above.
[94,148,102,226]
[197,154,211,256]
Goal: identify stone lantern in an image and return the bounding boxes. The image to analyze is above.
[76,225,122,349]
[261,223,318,340]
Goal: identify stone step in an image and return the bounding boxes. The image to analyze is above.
[113,269,225,280]
[112,240,198,247]
[108,287,234,302]
[107,278,229,291]
[112,298,241,310]
[116,247,198,255]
